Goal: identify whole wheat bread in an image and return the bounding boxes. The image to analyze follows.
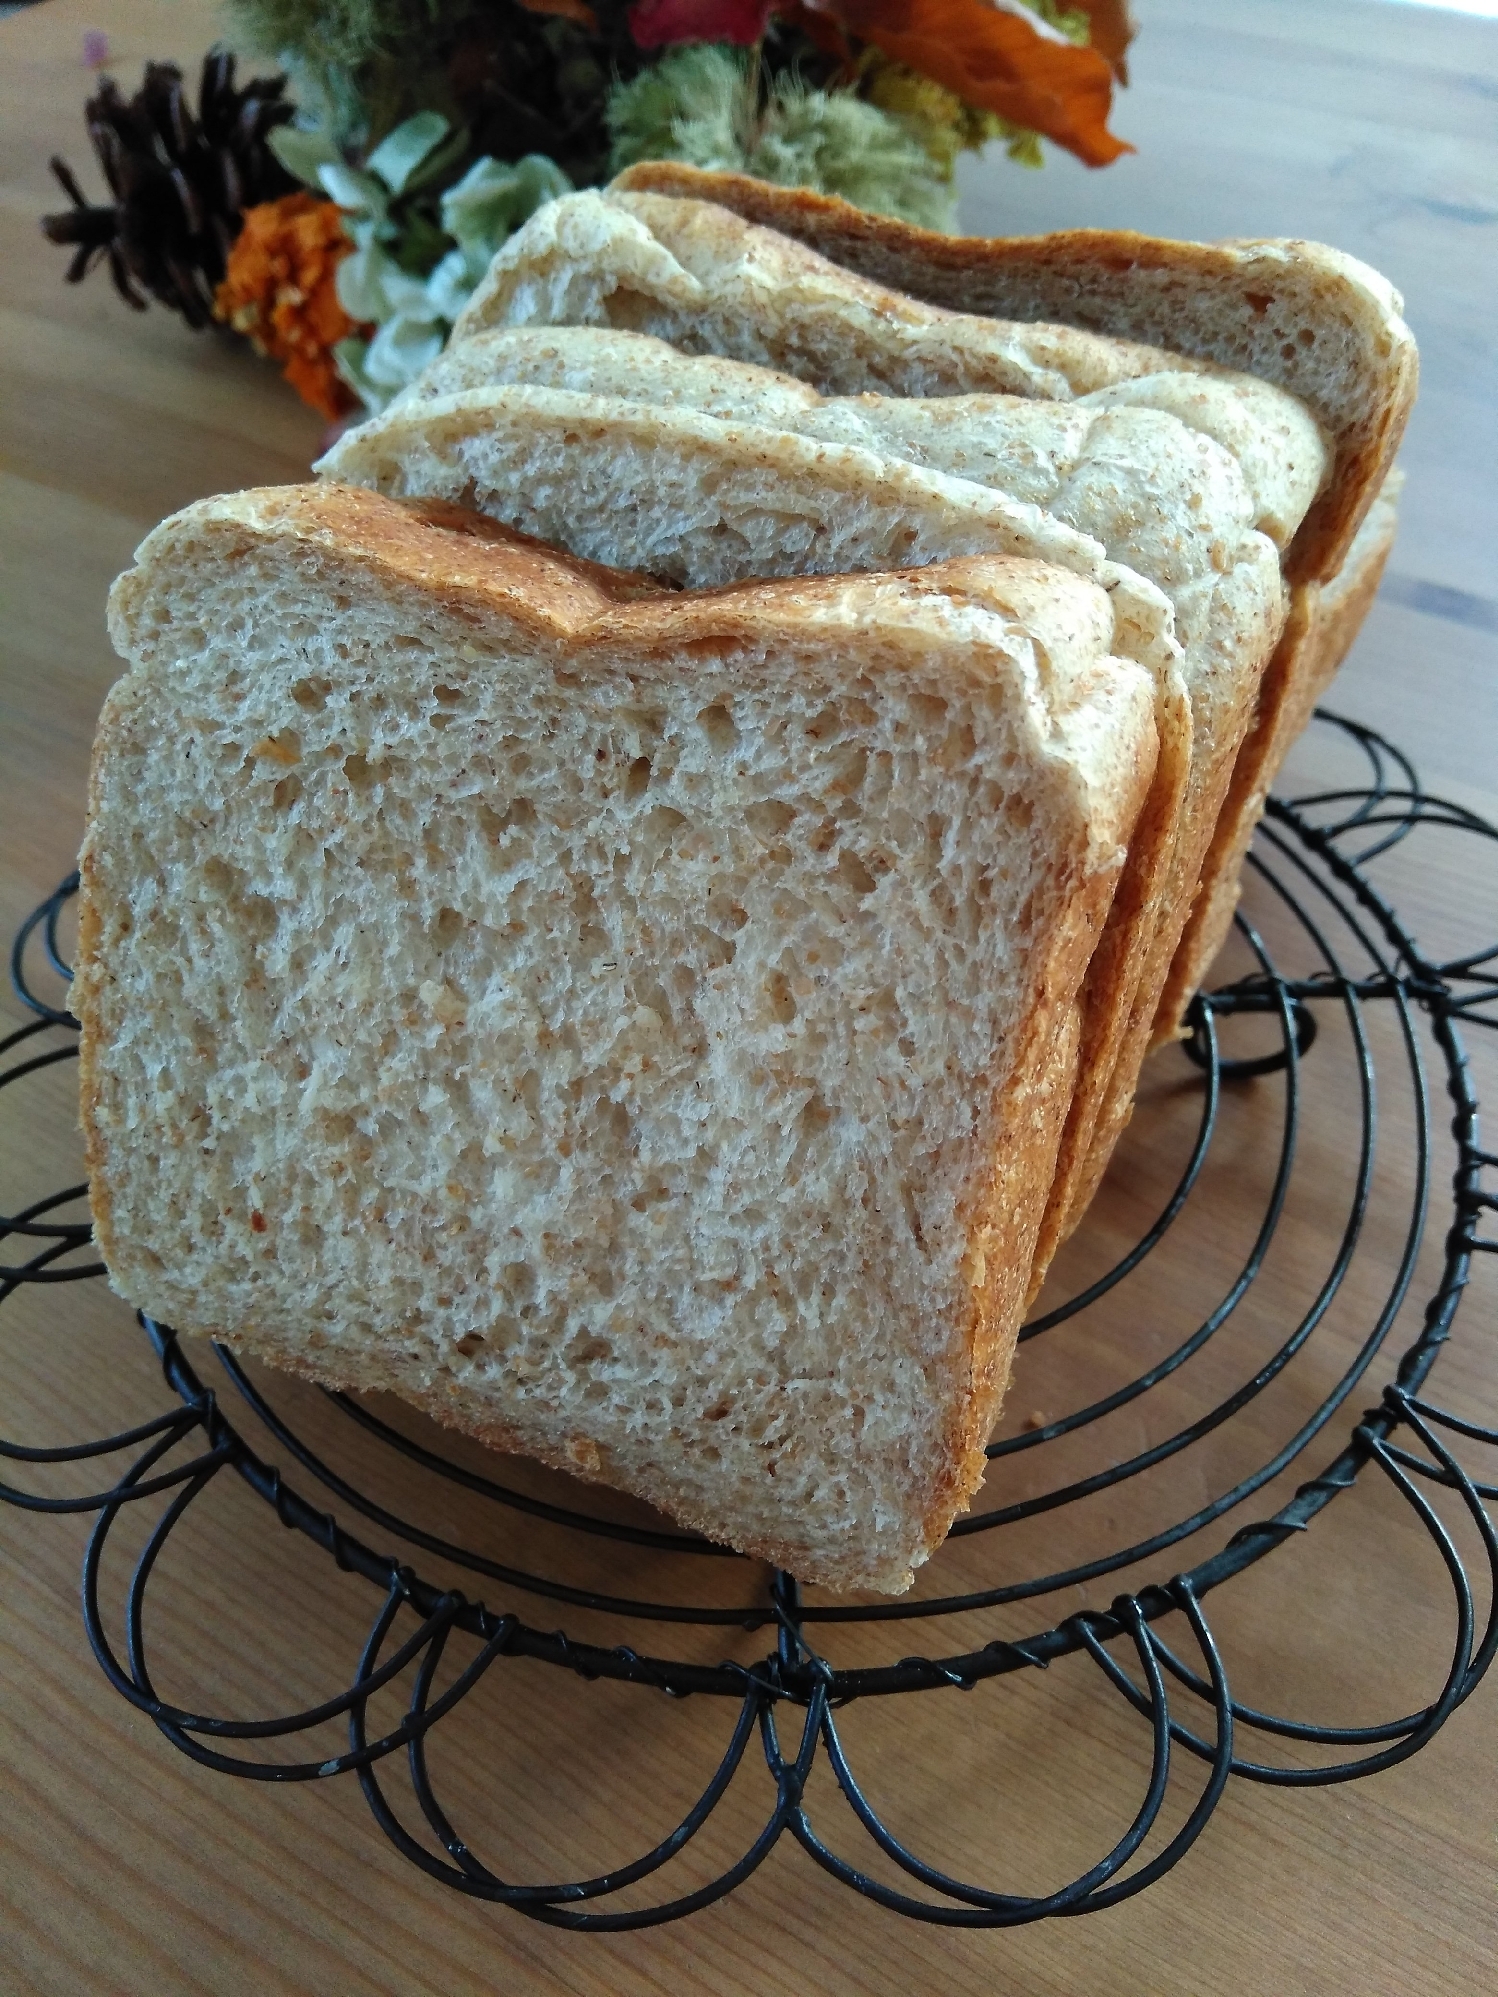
[77,483,1157,1593]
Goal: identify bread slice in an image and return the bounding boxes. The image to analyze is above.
[77,483,1157,1593]
[1157,466,1403,1025]
[314,383,1181,669]
[452,191,1332,550]
[317,364,1197,1291]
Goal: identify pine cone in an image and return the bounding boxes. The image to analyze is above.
[40,51,299,329]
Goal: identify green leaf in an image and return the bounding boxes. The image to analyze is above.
[335,238,430,323]
[391,209,455,278]
[266,122,343,190]
[424,246,476,323]
[319,162,391,225]
[366,111,452,197]
[364,312,447,390]
[331,337,379,416]
[439,154,573,263]
[399,122,473,197]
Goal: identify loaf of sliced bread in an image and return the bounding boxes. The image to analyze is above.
[77,484,1157,1592]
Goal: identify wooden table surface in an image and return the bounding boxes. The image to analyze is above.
[3,2,1496,1991]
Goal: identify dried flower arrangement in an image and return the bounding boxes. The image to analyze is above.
[41,3,1136,419]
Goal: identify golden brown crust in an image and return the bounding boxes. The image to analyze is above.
[1028,673,1191,1291]
[114,481,1116,669]
[609,165,1417,588]
[75,697,132,1277]
[1155,484,1399,1025]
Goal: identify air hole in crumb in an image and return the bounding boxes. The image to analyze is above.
[645,805,687,841]
[697,703,738,753]
[503,1260,536,1302]
[745,799,795,840]
[272,774,302,810]
[836,850,878,896]
[433,906,464,946]
[454,1332,486,1358]
[692,924,735,969]
[625,756,652,799]
[291,678,330,711]
[567,1335,614,1367]
[485,797,536,832]
[433,684,463,706]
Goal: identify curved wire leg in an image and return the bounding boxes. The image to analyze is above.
[350,1642,821,1929]
[778,1584,1231,1926]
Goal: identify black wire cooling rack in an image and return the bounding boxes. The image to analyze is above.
[2,710,1496,1930]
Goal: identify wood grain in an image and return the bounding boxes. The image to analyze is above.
[2,3,1496,1992]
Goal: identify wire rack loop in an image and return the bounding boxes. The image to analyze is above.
[2,712,1495,1927]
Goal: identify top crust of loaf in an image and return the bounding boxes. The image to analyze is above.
[607,164,1416,586]
[107,483,1147,816]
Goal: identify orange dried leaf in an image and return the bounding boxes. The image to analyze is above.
[813,0,1132,167]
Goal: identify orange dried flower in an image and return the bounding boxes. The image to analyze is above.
[215,192,366,421]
